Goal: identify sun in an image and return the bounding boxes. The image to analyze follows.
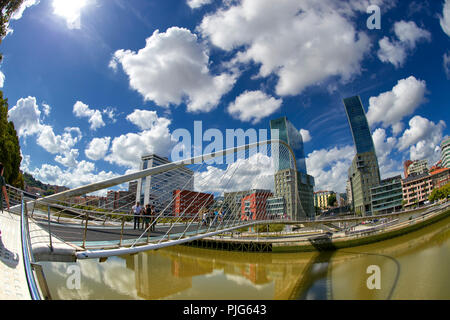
[52,0,88,29]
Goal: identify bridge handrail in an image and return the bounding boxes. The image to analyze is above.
[20,192,43,300]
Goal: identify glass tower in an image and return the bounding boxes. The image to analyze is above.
[270,117,307,174]
[343,96,376,154]
[270,117,315,219]
[344,96,380,216]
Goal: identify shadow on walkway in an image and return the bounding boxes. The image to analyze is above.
[0,235,20,269]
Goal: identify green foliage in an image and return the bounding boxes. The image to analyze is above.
[429,183,450,202]
[23,172,68,196]
[328,194,337,207]
[23,172,46,189]
[0,90,23,188]
[256,224,284,233]
[0,0,24,61]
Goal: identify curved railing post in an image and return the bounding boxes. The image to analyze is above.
[20,191,52,300]
[82,211,89,249]
[119,215,125,247]
[47,205,53,252]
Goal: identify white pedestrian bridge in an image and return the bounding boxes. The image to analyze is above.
[1,140,447,299]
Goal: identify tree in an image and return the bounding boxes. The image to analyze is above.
[328,194,337,207]
[0,0,24,61]
[429,182,450,202]
[0,90,23,188]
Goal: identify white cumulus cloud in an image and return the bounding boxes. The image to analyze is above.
[29,160,118,189]
[367,76,427,134]
[444,52,450,79]
[306,145,355,193]
[227,91,282,124]
[194,152,275,194]
[440,0,450,37]
[199,0,371,97]
[377,20,431,68]
[8,96,43,137]
[73,101,106,131]
[398,116,446,164]
[110,27,237,113]
[105,111,175,168]
[372,128,401,178]
[37,126,82,155]
[377,37,407,68]
[126,109,171,131]
[85,137,111,161]
[11,0,40,20]
[0,71,4,88]
[187,0,212,9]
[8,96,83,168]
[300,129,312,143]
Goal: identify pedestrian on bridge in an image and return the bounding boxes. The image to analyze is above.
[143,204,151,232]
[150,205,156,232]
[0,163,10,214]
[131,202,142,230]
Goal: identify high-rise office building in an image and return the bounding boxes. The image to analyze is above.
[441,137,450,168]
[137,154,194,215]
[344,96,381,216]
[270,117,315,219]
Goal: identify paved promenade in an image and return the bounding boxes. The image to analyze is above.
[0,210,31,300]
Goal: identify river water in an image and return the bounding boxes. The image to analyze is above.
[40,217,450,300]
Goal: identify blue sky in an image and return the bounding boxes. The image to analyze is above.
[1,0,449,193]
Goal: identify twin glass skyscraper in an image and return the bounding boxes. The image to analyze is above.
[344,96,380,216]
[270,117,315,219]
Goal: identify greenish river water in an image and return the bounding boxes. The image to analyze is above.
[41,216,450,300]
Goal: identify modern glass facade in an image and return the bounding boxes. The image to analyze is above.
[371,175,403,215]
[344,96,381,216]
[266,196,286,219]
[270,117,307,174]
[270,117,315,219]
[344,96,375,154]
[137,154,194,215]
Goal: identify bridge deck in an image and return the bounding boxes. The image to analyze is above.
[33,216,207,249]
[0,211,31,300]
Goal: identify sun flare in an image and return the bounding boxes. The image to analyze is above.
[52,0,88,29]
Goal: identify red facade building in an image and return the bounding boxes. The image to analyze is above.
[173,190,214,216]
[240,190,273,221]
[430,167,450,189]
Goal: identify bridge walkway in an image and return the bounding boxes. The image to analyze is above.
[0,210,31,300]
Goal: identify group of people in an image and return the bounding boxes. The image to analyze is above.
[131,202,156,232]
[201,209,224,227]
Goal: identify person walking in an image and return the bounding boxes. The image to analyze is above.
[0,163,10,214]
[150,205,156,231]
[143,204,151,232]
[131,202,142,230]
